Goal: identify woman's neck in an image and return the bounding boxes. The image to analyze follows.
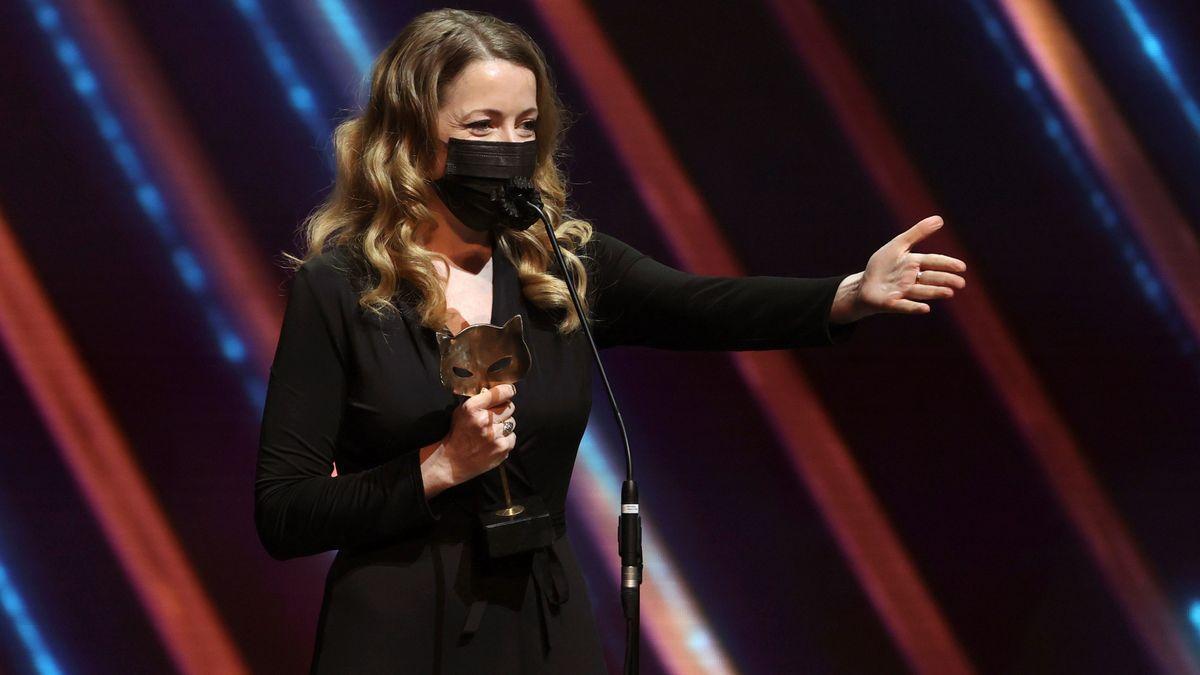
[424,193,494,274]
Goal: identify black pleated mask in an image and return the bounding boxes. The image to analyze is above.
[431,137,543,232]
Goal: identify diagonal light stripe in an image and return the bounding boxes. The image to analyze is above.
[967,0,1196,368]
[314,0,375,77]
[571,432,736,675]
[1113,0,1200,147]
[292,0,374,109]
[770,1,1200,673]
[528,1,974,673]
[992,0,1200,363]
[26,0,272,408]
[0,554,63,675]
[62,0,287,397]
[0,206,248,673]
[232,0,331,146]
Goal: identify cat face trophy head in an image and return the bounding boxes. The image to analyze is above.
[435,314,531,397]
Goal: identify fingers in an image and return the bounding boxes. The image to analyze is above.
[492,433,517,469]
[906,283,955,300]
[912,269,965,290]
[898,215,943,246]
[486,400,516,422]
[913,252,967,274]
[471,386,517,446]
[464,382,517,413]
[887,297,931,313]
[482,410,515,442]
[484,398,516,438]
[490,412,517,446]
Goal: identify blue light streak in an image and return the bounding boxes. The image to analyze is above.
[1189,599,1200,640]
[1113,0,1200,145]
[968,0,1196,363]
[25,0,267,408]
[232,0,332,146]
[315,0,376,76]
[0,559,63,675]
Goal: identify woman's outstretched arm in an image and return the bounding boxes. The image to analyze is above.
[254,257,440,561]
[582,230,860,351]
[582,215,967,351]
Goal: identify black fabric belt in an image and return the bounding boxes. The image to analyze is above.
[459,515,570,657]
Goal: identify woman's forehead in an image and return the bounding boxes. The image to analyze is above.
[443,59,536,113]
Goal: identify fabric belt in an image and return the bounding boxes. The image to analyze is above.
[459,514,569,656]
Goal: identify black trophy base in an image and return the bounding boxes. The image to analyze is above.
[479,494,554,558]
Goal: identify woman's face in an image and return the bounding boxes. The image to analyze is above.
[433,58,538,180]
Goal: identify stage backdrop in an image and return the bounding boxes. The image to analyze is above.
[1,1,1199,673]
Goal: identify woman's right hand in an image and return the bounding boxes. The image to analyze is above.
[421,383,518,497]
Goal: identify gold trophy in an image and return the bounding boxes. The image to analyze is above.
[435,315,554,557]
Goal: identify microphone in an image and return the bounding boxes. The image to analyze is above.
[517,186,644,675]
[490,177,544,231]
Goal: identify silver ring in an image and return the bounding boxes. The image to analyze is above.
[502,418,515,436]
[916,269,924,282]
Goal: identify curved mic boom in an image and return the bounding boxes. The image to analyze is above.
[519,192,644,675]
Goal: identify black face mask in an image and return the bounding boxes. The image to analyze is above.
[431,137,543,232]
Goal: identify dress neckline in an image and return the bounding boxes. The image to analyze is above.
[442,253,494,277]
[440,247,510,335]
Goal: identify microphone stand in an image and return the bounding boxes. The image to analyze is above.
[519,197,642,675]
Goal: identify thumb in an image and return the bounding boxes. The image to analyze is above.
[899,215,943,247]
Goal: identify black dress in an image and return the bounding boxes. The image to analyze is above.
[255,230,857,674]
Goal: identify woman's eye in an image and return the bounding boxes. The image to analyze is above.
[465,119,535,133]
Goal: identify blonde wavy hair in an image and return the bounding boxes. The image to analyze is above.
[283,8,593,334]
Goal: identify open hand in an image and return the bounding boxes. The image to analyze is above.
[837,215,967,321]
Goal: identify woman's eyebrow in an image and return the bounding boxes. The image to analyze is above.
[463,107,538,117]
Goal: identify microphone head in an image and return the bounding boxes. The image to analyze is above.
[489,176,544,231]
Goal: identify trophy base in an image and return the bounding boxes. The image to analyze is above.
[479,494,554,558]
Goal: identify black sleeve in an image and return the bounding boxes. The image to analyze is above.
[254,257,439,561]
[582,231,860,351]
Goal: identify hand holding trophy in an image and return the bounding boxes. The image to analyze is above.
[436,314,554,557]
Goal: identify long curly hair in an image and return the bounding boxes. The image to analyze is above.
[283,8,593,334]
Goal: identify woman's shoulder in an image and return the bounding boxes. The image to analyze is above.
[293,244,371,296]
[579,229,622,254]
[291,244,416,326]
[579,229,648,278]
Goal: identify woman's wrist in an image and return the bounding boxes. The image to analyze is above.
[830,270,871,324]
[419,439,454,498]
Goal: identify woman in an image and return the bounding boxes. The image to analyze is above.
[255,8,966,674]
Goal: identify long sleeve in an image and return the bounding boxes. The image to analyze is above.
[583,231,860,350]
[254,257,439,561]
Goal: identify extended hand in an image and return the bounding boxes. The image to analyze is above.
[832,215,967,322]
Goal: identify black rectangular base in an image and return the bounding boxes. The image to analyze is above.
[478,494,555,558]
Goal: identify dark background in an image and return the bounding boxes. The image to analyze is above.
[1,0,1199,673]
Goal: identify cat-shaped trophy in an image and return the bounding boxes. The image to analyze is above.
[435,314,555,558]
